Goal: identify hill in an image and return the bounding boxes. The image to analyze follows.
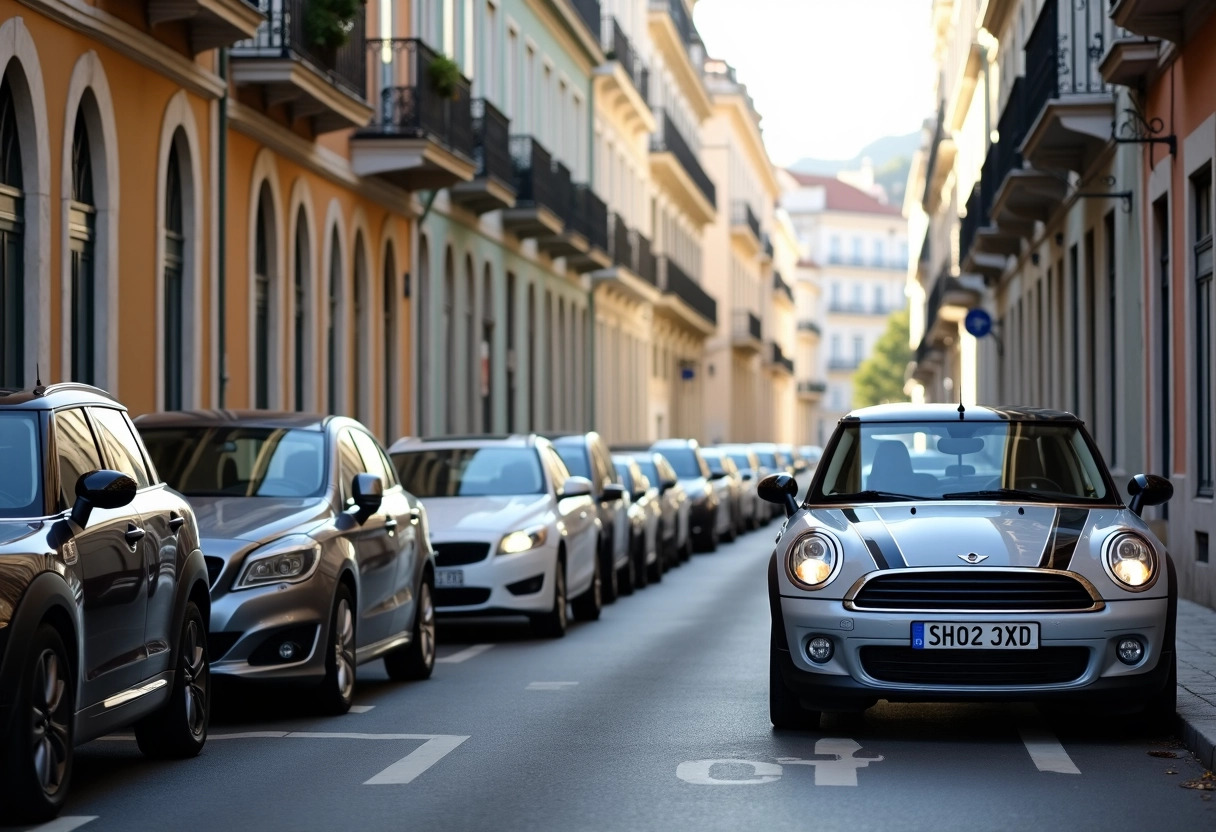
[788,131,921,176]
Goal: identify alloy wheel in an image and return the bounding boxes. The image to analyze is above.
[418,582,436,669]
[334,598,356,702]
[556,562,568,630]
[30,649,70,796]
[180,618,209,740]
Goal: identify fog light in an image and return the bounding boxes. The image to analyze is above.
[1116,637,1144,665]
[806,636,834,664]
[278,642,298,660]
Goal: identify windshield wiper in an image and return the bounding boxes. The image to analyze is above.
[940,488,1052,502]
[825,490,930,503]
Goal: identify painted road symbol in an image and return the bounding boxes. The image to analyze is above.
[677,738,884,787]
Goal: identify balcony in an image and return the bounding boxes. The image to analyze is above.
[650,109,716,225]
[732,309,763,353]
[922,99,957,216]
[730,201,761,255]
[648,0,713,119]
[1110,0,1216,42]
[147,0,263,54]
[923,270,984,349]
[229,0,371,134]
[772,270,794,304]
[959,182,1011,284]
[828,357,862,372]
[352,39,476,190]
[769,342,795,376]
[569,0,602,41]
[657,256,717,331]
[827,301,898,316]
[534,162,587,259]
[449,99,516,214]
[502,136,564,239]
[595,18,655,131]
[761,233,774,262]
[566,185,612,273]
[797,320,821,338]
[912,336,943,384]
[595,213,660,301]
[1099,37,1163,87]
[988,79,1070,230]
[1020,0,1116,175]
[797,380,827,400]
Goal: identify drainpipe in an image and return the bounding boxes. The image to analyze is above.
[217,47,230,408]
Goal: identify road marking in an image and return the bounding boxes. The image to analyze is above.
[1019,726,1080,774]
[527,681,579,691]
[349,705,375,713]
[778,739,885,786]
[25,817,98,832]
[436,643,494,664]
[676,759,782,785]
[364,735,470,785]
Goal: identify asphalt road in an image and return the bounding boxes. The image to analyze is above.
[21,512,1216,832]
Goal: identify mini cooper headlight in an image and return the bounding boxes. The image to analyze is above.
[236,535,322,589]
[498,525,548,555]
[787,531,840,589]
[1105,533,1157,590]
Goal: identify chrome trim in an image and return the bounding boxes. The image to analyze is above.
[355,631,413,664]
[103,676,169,710]
[1101,532,1160,593]
[842,567,1106,614]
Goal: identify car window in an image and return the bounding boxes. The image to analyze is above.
[635,459,659,486]
[553,443,592,481]
[543,447,570,491]
[142,426,327,498]
[702,452,725,476]
[88,407,150,489]
[392,447,547,497]
[613,462,634,492]
[53,408,101,512]
[336,430,365,506]
[350,430,390,487]
[657,447,704,479]
[0,412,44,517]
[592,440,616,486]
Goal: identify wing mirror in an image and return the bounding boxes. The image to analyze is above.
[601,483,626,502]
[660,478,678,493]
[351,473,384,523]
[1127,474,1173,516]
[758,473,800,518]
[740,471,754,482]
[560,476,593,499]
[71,469,137,529]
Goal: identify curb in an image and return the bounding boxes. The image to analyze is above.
[1178,688,1216,771]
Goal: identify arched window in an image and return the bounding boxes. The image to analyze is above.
[293,207,309,412]
[506,271,516,432]
[0,72,24,388]
[383,244,397,440]
[555,297,565,429]
[416,235,430,434]
[327,226,341,415]
[481,263,494,432]
[526,283,536,430]
[464,255,475,434]
[162,138,185,411]
[443,247,455,434]
[253,183,273,409]
[69,105,96,384]
[353,232,369,424]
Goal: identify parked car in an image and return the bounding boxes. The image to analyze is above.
[651,439,726,552]
[546,432,632,600]
[778,443,808,474]
[619,449,690,567]
[798,445,823,470]
[762,403,1177,730]
[716,443,767,528]
[389,435,602,638]
[138,411,436,716]
[613,455,662,586]
[0,385,211,822]
[699,448,742,542]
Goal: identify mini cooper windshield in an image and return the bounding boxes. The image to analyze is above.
[142,427,328,498]
[813,420,1114,503]
[0,412,42,517]
[393,448,546,497]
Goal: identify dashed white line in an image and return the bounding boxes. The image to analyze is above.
[348,705,375,713]
[25,816,98,832]
[436,643,495,664]
[364,735,470,785]
[527,681,579,691]
[1019,726,1080,774]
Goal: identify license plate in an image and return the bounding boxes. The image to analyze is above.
[435,569,464,587]
[912,622,1039,650]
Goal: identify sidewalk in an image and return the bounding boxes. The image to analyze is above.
[1176,599,1216,770]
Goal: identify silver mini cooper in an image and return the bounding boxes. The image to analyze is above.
[760,404,1176,730]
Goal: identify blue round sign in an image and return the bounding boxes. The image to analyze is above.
[964,308,993,338]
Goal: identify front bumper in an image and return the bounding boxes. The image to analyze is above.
[433,540,557,617]
[777,594,1172,709]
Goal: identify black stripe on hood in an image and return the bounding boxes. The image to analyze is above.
[1040,508,1089,570]
[843,507,907,570]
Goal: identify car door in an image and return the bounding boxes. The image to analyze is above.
[593,439,628,564]
[54,407,149,705]
[334,428,398,648]
[543,446,596,591]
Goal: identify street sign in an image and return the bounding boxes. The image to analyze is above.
[964,308,993,338]
[681,367,695,381]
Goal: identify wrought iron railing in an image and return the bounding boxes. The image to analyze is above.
[773,271,793,303]
[659,256,716,326]
[609,212,633,269]
[798,320,821,336]
[570,0,601,41]
[732,201,761,241]
[470,99,513,191]
[509,136,562,219]
[959,183,983,264]
[993,78,1026,190]
[575,185,608,252]
[551,160,576,226]
[770,342,794,374]
[651,110,716,207]
[1024,0,1111,129]
[635,231,657,285]
[798,380,827,395]
[363,39,473,158]
[233,0,368,99]
[828,357,862,371]
[762,233,774,260]
[602,17,649,102]
[649,0,700,50]
[734,309,762,341]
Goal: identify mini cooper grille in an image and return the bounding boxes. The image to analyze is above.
[204,556,225,587]
[433,542,492,567]
[860,646,1090,686]
[850,571,1096,612]
[435,587,492,607]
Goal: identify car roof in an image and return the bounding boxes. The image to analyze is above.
[651,438,699,449]
[0,383,124,411]
[842,403,1081,423]
[388,434,544,453]
[135,409,332,431]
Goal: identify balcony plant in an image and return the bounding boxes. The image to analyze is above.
[427,55,462,100]
[304,0,360,51]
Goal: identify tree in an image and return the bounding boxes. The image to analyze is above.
[853,307,913,408]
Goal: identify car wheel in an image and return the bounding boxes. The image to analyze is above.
[531,558,568,638]
[135,601,210,759]
[634,534,649,590]
[723,511,737,543]
[770,643,820,730]
[314,584,356,715]
[384,579,436,681]
[618,536,637,597]
[600,537,619,604]
[1139,651,1177,732]
[680,532,693,562]
[648,524,664,584]
[0,625,74,823]
[571,551,603,622]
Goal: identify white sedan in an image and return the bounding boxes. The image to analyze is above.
[389,435,603,637]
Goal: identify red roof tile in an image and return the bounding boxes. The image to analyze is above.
[786,171,903,216]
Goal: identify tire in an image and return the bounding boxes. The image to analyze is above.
[0,625,74,823]
[601,536,619,604]
[384,579,436,681]
[618,536,637,597]
[313,584,357,715]
[634,534,649,590]
[697,523,719,553]
[531,558,569,638]
[648,524,664,584]
[1139,651,1177,733]
[770,644,820,730]
[571,550,603,622]
[135,601,210,759]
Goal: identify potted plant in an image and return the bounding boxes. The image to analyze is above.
[304,0,360,52]
[427,55,462,100]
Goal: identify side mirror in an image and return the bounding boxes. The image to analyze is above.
[351,473,384,522]
[661,478,678,493]
[1127,474,1173,516]
[601,483,626,502]
[758,473,800,518]
[71,469,137,529]
[560,476,593,499]
[741,471,754,482]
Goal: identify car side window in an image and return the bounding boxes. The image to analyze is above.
[336,430,365,506]
[88,407,151,489]
[350,430,390,486]
[593,441,615,487]
[53,408,104,511]
[544,447,570,493]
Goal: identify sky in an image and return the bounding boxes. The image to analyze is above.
[693,0,936,166]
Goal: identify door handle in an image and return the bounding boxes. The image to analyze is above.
[169,512,185,532]
[125,524,146,545]
[385,517,399,532]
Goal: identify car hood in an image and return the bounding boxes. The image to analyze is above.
[0,521,42,550]
[422,495,550,536]
[189,496,330,546]
[852,504,1068,568]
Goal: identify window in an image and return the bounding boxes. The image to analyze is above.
[350,429,389,485]
[163,139,185,411]
[53,408,100,512]
[88,407,151,489]
[70,107,96,385]
[872,239,884,267]
[829,235,841,262]
[254,184,273,409]
[874,284,885,313]
[853,335,864,364]
[353,235,368,423]
[851,282,863,309]
[1153,196,1171,497]
[1193,166,1213,495]
[392,447,546,497]
[327,228,341,415]
[1105,211,1118,468]
[506,25,518,119]
[851,237,863,265]
[383,246,397,439]
[830,282,840,309]
[0,72,24,388]
[830,333,841,361]
[337,429,365,506]
[293,208,309,412]
[141,426,326,498]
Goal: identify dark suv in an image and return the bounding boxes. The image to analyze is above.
[546,433,631,600]
[0,385,211,822]
[651,439,720,552]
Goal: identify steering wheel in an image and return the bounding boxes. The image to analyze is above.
[1013,476,1062,493]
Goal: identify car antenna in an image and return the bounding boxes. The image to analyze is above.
[34,363,44,394]
[958,401,965,421]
